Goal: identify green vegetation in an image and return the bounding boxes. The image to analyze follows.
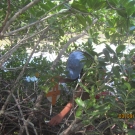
[0,0,135,134]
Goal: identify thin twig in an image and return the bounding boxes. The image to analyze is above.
[106,0,124,10]
[1,66,34,71]
[12,93,30,135]
[51,32,86,70]
[0,0,10,33]
[0,26,49,67]
[59,119,83,135]
[5,0,70,37]
[0,28,44,116]
[28,121,38,135]
[0,0,40,36]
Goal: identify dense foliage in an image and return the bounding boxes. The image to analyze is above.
[0,0,135,134]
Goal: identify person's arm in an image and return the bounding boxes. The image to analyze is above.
[48,86,83,126]
[48,101,73,126]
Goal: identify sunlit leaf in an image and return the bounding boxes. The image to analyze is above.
[75,98,85,108]
[76,107,82,118]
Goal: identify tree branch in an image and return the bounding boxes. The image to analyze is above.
[5,0,70,37]
[59,119,83,135]
[51,19,98,70]
[5,11,69,37]
[106,0,124,10]
[0,26,50,68]
[0,29,46,116]
[12,93,30,135]
[0,66,34,71]
[0,0,10,32]
[0,0,40,36]
[51,32,86,70]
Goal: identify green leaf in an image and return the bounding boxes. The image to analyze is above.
[128,129,135,135]
[116,45,126,53]
[126,1,135,16]
[80,0,87,5]
[40,3,50,11]
[87,0,106,10]
[79,83,90,93]
[108,112,118,118]
[36,11,45,17]
[94,1,107,10]
[112,66,120,78]
[117,9,128,18]
[103,48,110,61]
[40,1,55,11]
[107,0,118,6]
[105,32,110,39]
[71,1,89,13]
[76,15,86,27]
[85,16,92,25]
[29,8,36,16]
[107,19,115,27]
[127,8,135,16]
[126,98,135,102]
[124,82,131,91]
[76,107,82,118]
[59,29,64,37]
[105,44,116,54]
[75,98,85,108]
[88,38,92,45]
[84,99,93,108]
[47,1,55,9]
[123,122,127,129]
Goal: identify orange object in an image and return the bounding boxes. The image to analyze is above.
[46,83,60,105]
[35,72,40,78]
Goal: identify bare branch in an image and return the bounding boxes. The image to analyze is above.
[12,93,30,135]
[59,119,83,135]
[50,19,98,70]
[0,0,40,36]
[0,26,50,68]
[19,25,50,42]
[51,32,86,70]
[1,66,34,71]
[0,0,10,32]
[5,0,70,37]
[106,0,124,10]
[5,11,68,37]
[0,29,46,116]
